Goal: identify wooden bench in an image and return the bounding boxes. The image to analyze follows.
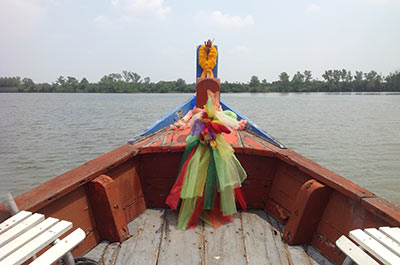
[336,227,400,265]
[0,210,85,265]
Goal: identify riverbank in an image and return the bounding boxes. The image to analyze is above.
[1,69,400,93]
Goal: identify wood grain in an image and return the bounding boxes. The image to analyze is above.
[157,210,202,265]
[114,209,165,265]
[203,213,247,265]
[242,211,282,265]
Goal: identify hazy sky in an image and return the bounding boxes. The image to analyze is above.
[1,0,399,84]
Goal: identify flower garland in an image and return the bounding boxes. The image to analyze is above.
[198,44,218,78]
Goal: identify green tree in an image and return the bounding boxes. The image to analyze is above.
[304,70,312,82]
[78,78,89,92]
[66,76,79,92]
[322,70,335,91]
[99,73,125,93]
[122,70,132,83]
[2,68,399,94]
[364,71,382,91]
[353,71,364,91]
[249,75,261,92]
[303,70,314,91]
[22,78,35,92]
[279,72,289,83]
[277,72,290,92]
[385,71,400,91]
[291,71,305,91]
[175,78,186,92]
[36,83,53,92]
[249,75,260,87]
[0,77,21,92]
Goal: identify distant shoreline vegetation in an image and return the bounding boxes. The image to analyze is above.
[1,70,399,93]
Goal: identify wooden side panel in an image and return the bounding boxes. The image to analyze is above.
[242,179,272,209]
[266,161,311,221]
[236,154,277,209]
[123,197,147,223]
[140,153,182,179]
[312,191,388,264]
[141,178,175,208]
[361,197,400,226]
[108,160,146,223]
[319,191,388,237]
[36,186,99,257]
[264,199,291,224]
[236,154,276,180]
[87,175,129,243]
[139,153,182,208]
[311,233,344,265]
[141,144,278,209]
[283,179,331,245]
[140,148,278,210]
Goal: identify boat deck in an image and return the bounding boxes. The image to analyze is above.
[84,209,332,265]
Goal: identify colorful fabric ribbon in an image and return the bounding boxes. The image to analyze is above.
[166,97,247,230]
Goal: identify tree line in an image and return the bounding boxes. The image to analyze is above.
[1,69,399,93]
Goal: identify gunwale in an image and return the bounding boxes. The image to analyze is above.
[13,127,399,223]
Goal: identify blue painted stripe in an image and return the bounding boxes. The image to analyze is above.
[128,96,196,144]
[219,99,286,149]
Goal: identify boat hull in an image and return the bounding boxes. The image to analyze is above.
[2,126,399,264]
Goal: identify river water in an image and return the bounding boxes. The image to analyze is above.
[0,93,399,205]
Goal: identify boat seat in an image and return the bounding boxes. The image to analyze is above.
[0,210,86,265]
[336,227,400,265]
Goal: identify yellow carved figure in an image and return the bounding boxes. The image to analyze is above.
[198,40,218,78]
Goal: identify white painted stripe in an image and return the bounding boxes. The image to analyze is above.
[0,213,44,248]
[365,228,400,257]
[30,228,86,265]
[0,211,31,235]
[350,229,400,265]
[380,227,400,245]
[0,217,59,261]
[336,235,379,265]
[0,220,72,265]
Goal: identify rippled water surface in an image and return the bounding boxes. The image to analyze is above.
[1,93,399,205]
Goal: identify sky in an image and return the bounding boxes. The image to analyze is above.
[0,0,399,84]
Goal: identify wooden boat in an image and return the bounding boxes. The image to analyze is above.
[1,46,399,265]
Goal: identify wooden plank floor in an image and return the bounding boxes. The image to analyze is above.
[84,209,333,265]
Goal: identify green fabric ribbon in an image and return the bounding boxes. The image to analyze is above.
[203,147,217,210]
